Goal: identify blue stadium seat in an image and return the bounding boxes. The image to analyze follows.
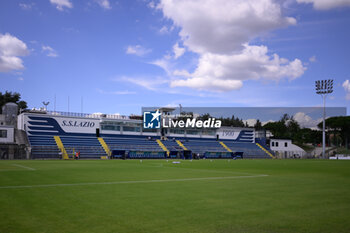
[103,137,163,153]
[60,136,106,159]
[27,133,273,159]
[28,135,60,159]
[223,142,272,159]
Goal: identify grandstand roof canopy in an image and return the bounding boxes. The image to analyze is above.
[157,107,176,113]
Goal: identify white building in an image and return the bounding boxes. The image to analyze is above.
[0,125,14,143]
[0,110,15,144]
[270,139,305,158]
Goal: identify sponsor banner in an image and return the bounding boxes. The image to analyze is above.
[24,114,99,134]
[55,118,99,133]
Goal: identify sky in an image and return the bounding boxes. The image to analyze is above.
[1,0,350,117]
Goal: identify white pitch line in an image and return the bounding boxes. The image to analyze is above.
[0,175,268,189]
[12,164,36,171]
[141,163,260,176]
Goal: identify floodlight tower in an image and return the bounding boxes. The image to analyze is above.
[42,101,50,111]
[315,79,333,158]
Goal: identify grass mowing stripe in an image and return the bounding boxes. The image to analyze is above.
[0,169,22,172]
[11,164,36,171]
[134,161,265,176]
[0,174,268,189]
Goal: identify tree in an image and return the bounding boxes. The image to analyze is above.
[286,117,300,139]
[280,113,290,123]
[263,121,288,139]
[0,91,27,114]
[263,113,323,145]
[296,128,321,145]
[318,116,350,149]
[198,113,210,121]
[254,119,262,130]
[217,115,245,127]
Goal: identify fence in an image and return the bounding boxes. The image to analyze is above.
[46,111,129,120]
[0,144,28,159]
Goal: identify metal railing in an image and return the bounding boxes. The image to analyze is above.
[24,109,130,120]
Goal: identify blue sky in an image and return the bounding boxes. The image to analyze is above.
[1,0,350,116]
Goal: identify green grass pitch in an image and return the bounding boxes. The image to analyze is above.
[0,159,349,233]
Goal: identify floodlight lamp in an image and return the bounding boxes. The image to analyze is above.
[315,79,334,95]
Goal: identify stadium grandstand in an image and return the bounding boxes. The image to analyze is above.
[8,107,275,160]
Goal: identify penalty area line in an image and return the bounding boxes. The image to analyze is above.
[12,164,36,171]
[0,174,268,189]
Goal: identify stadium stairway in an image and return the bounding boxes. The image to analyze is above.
[219,141,233,152]
[163,140,183,152]
[224,142,271,159]
[54,136,69,159]
[156,139,170,157]
[256,143,275,159]
[59,136,107,159]
[176,140,188,150]
[27,134,274,160]
[98,137,111,156]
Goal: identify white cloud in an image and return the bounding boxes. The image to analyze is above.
[172,69,191,77]
[97,88,136,95]
[19,3,34,10]
[150,56,173,75]
[120,77,158,91]
[153,0,305,92]
[126,45,151,56]
[171,77,243,92]
[343,80,350,100]
[94,0,111,10]
[148,1,156,9]
[243,118,257,127]
[50,0,73,11]
[151,57,169,68]
[173,42,185,59]
[243,118,275,127]
[159,26,168,34]
[0,33,29,72]
[159,25,174,34]
[293,112,322,129]
[309,56,316,62]
[296,0,350,10]
[118,76,169,91]
[42,45,58,57]
[158,0,296,54]
[243,112,323,129]
[171,44,305,92]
